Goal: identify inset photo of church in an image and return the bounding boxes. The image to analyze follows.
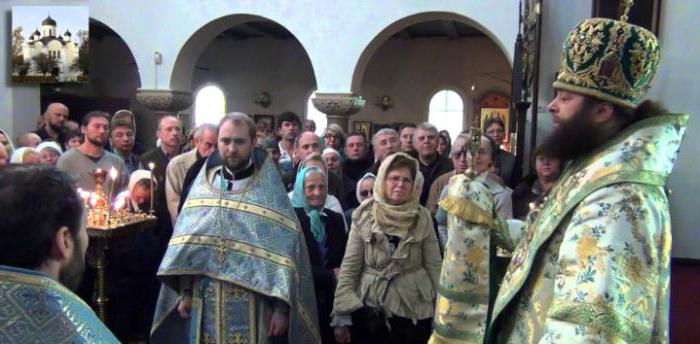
[11,6,89,83]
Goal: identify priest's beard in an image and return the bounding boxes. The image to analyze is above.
[59,239,86,291]
[540,100,613,163]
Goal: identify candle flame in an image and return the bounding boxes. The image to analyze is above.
[109,167,118,180]
[77,188,89,199]
[148,162,155,170]
[113,190,129,210]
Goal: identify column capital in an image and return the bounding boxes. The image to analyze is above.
[136,89,193,115]
[311,92,366,131]
[311,92,365,116]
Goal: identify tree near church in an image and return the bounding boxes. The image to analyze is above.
[32,53,59,76]
[70,30,89,76]
[11,27,29,75]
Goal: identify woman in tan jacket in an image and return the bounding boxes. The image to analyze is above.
[331,152,442,344]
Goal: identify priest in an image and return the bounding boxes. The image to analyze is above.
[151,113,321,343]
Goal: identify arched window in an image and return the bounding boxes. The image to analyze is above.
[306,94,326,136]
[429,89,463,141]
[194,85,226,127]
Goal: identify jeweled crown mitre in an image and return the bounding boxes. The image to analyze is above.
[553,17,660,108]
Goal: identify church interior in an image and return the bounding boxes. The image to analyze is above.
[0,0,698,343]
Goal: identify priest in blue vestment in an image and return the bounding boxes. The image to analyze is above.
[151,113,321,343]
[0,165,118,343]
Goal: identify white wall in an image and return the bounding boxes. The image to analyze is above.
[646,0,700,259]
[350,36,511,129]
[86,0,518,92]
[527,0,592,167]
[190,37,316,124]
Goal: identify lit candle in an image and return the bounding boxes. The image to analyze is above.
[77,188,89,208]
[108,168,118,206]
[148,162,155,213]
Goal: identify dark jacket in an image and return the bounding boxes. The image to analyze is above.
[512,174,542,220]
[294,208,347,291]
[418,155,454,206]
[295,207,347,344]
[496,149,522,188]
[343,156,373,183]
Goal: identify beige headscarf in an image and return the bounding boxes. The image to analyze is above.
[371,152,427,236]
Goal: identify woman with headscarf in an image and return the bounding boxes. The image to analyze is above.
[10,147,41,165]
[37,141,63,166]
[289,153,345,215]
[106,169,161,342]
[0,129,14,157]
[127,169,155,211]
[343,172,376,227]
[331,152,442,344]
[291,166,348,344]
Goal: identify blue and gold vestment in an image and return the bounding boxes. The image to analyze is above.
[0,265,118,343]
[151,152,320,344]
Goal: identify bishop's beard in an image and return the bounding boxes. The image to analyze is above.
[539,100,612,163]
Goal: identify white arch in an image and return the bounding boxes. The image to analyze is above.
[350,11,514,93]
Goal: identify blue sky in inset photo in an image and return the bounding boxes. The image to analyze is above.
[12,6,88,44]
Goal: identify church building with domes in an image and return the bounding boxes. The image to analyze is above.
[21,15,81,80]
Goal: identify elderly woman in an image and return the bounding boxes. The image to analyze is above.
[323,124,346,156]
[37,141,63,166]
[291,166,348,344]
[10,147,41,165]
[343,172,375,227]
[289,153,345,216]
[332,152,442,344]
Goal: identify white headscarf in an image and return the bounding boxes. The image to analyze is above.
[128,169,156,210]
[355,172,376,204]
[10,147,40,164]
[37,141,63,155]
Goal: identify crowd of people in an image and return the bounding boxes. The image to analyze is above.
[0,13,683,344]
[0,105,561,343]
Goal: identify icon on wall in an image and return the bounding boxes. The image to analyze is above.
[480,107,510,151]
[11,6,89,83]
[352,121,372,143]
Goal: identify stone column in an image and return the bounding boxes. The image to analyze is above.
[311,92,365,132]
